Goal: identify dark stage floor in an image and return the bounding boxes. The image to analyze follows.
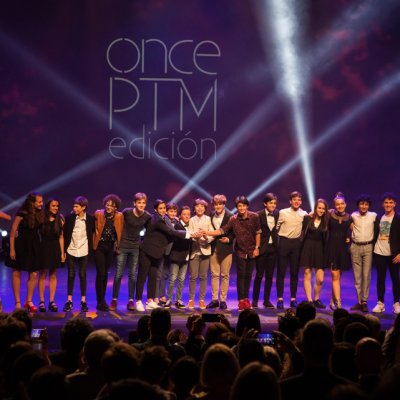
[0,255,397,350]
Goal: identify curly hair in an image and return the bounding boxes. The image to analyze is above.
[192,198,208,212]
[41,198,64,237]
[17,192,44,228]
[103,194,122,210]
[356,194,372,207]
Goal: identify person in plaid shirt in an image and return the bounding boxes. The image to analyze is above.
[203,196,261,311]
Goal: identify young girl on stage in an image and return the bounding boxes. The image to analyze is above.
[301,199,329,308]
[37,198,65,312]
[6,192,44,311]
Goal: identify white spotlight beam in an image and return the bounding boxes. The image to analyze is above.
[247,71,400,202]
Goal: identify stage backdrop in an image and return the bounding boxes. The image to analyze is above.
[1,0,400,220]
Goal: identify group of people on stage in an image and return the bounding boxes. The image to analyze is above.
[1,189,400,314]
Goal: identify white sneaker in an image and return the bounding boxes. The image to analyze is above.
[372,301,385,313]
[393,302,400,314]
[136,301,145,312]
[146,301,160,309]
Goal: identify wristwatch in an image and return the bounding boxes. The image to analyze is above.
[255,246,260,249]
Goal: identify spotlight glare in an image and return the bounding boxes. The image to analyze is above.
[1,230,7,237]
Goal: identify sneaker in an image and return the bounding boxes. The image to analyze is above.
[361,302,369,313]
[290,300,298,308]
[220,301,228,310]
[81,301,89,312]
[159,299,166,306]
[206,300,219,309]
[244,298,252,309]
[175,301,186,309]
[263,300,275,309]
[63,300,73,312]
[199,300,206,309]
[277,300,284,309]
[109,300,118,311]
[188,300,195,309]
[164,300,172,308]
[350,302,362,311]
[372,301,385,313]
[313,299,326,309]
[146,301,160,309]
[252,301,258,309]
[136,301,145,312]
[393,302,400,314]
[127,300,136,311]
[96,301,109,312]
[238,300,246,311]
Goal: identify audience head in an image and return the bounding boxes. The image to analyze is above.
[333,308,349,328]
[355,337,384,375]
[217,332,239,349]
[167,329,184,345]
[28,366,68,400]
[264,347,282,378]
[296,301,316,328]
[139,346,171,385]
[238,339,266,368]
[373,364,400,400]
[8,309,32,336]
[168,356,200,398]
[186,313,201,332]
[205,323,230,346]
[201,344,240,389]
[334,313,367,343]
[331,342,358,382]
[327,384,369,400]
[60,317,94,353]
[301,320,334,366]
[102,343,140,384]
[149,308,171,338]
[236,309,261,337]
[343,322,371,346]
[0,319,29,358]
[137,315,151,342]
[109,379,162,400]
[365,315,381,340]
[278,315,300,340]
[83,329,116,369]
[231,362,281,400]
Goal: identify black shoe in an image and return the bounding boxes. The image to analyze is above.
[313,299,326,309]
[48,301,58,312]
[263,300,275,309]
[252,301,258,309]
[63,300,73,312]
[290,300,298,308]
[277,300,284,309]
[206,300,219,309]
[159,300,166,306]
[39,301,46,312]
[81,301,89,312]
[219,301,228,310]
[96,301,109,312]
[164,300,172,308]
[350,302,362,311]
[175,301,186,309]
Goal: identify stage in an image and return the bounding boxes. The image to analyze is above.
[0,255,397,350]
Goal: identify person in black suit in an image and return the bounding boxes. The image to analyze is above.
[62,196,95,312]
[165,206,192,309]
[280,319,353,400]
[253,193,279,309]
[135,199,196,312]
[207,194,234,310]
[372,192,400,314]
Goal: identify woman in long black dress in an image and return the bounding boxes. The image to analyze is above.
[38,198,65,312]
[6,192,44,312]
[301,199,329,308]
[325,193,352,310]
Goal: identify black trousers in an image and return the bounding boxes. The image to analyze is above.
[66,253,89,296]
[236,256,255,301]
[374,253,400,303]
[277,236,301,298]
[136,250,160,301]
[253,244,277,303]
[94,241,114,302]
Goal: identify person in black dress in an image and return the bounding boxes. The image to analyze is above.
[300,199,329,309]
[325,192,352,310]
[6,192,44,312]
[38,198,65,312]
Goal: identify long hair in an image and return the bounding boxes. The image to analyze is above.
[311,199,329,231]
[17,192,44,228]
[41,197,64,237]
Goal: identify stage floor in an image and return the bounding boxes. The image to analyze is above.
[0,255,397,350]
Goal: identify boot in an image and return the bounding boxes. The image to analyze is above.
[330,297,336,310]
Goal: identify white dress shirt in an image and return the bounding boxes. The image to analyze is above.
[351,211,377,243]
[67,213,88,257]
[265,209,275,244]
[188,215,214,258]
[277,207,308,239]
[212,210,225,230]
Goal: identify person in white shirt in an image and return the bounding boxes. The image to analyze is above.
[349,194,376,313]
[188,198,214,310]
[276,191,308,309]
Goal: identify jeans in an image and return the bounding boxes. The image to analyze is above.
[155,255,170,299]
[374,253,400,303]
[167,260,189,302]
[94,241,114,302]
[112,247,139,300]
[189,254,210,301]
[350,243,373,302]
[253,244,277,303]
[277,237,301,298]
[66,253,89,296]
[236,256,255,301]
